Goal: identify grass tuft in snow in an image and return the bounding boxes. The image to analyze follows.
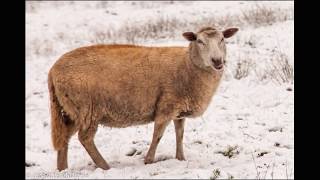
[253,50,293,85]
[266,52,293,85]
[233,58,255,80]
[216,145,240,158]
[241,4,292,27]
[228,173,234,179]
[210,169,221,180]
[88,4,292,44]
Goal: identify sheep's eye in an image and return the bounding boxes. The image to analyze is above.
[220,38,224,43]
[197,39,204,44]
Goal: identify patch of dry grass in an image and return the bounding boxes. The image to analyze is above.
[261,51,293,85]
[89,4,292,44]
[234,58,256,80]
[241,4,291,27]
[216,145,240,158]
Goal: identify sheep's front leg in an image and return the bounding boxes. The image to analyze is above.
[144,119,170,164]
[173,118,186,161]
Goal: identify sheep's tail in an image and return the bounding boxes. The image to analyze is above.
[48,72,69,150]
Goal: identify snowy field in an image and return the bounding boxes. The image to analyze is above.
[26,1,294,179]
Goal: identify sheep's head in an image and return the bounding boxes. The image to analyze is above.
[183,26,238,72]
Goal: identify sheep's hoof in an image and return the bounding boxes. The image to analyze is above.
[57,166,67,172]
[176,156,186,161]
[144,157,154,164]
[99,165,110,170]
[96,162,110,170]
[57,163,68,171]
[99,166,110,170]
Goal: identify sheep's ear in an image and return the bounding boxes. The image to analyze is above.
[183,32,197,41]
[223,28,238,38]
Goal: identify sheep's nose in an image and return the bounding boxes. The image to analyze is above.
[211,57,224,70]
[211,58,222,65]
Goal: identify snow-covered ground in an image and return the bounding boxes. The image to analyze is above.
[26,1,294,179]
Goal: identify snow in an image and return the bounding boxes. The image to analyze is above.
[26,1,294,179]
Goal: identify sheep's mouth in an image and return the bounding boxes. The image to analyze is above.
[213,63,223,70]
[211,60,224,70]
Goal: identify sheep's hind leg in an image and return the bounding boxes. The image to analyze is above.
[173,118,186,161]
[57,120,76,171]
[57,146,68,171]
[78,123,110,170]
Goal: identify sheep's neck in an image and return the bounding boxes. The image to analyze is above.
[184,52,223,116]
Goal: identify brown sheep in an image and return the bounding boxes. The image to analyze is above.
[48,26,238,171]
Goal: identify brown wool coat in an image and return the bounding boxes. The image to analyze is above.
[49,44,222,150]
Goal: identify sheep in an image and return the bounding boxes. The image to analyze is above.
[48,26,238,171]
